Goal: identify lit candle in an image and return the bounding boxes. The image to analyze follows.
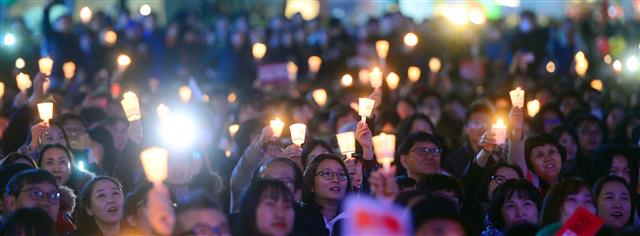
[63,62,76,79]
[491,118,507,145]
[359,98,375,123]
[37,102,54,123]
[358,69,370,85]
[308,56,322,73]
[386,72,400,90]
[289,123,307,146]
[375,40,389,59]
[287,61,298,81]
[428,57,442,73]
[117,54,131,71]
[252,43,267,60]
[121,92,141,121]
[39,57,53,76]
[527,100,540,118]
[403,32,418,48]
[15,58,25,69]
[545,61,556,73]
[270,118,285,138]
[103,30,117,47]
[612,60,623,74]
[408,66,421,82]
[140,147,169,185]
[336,132,356,157]
[509,87,525,108]
[312,88,327,107]
[16,73,32,92]
[372,133,396,171]
[590,79,603,92]
[156,104,170,119]
[178,86,192,102]
[370,67,383,89]
[340,74,353,87]
[80,6,92,24]
[228,124,240,138]
[0,82,4,98]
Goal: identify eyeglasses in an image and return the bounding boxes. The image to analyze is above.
[20,188,60,203]
[181,223,230,236]
[490,175,507,185]
[315,171,348,181]
[410,147,442,156]
[467,120,489,129]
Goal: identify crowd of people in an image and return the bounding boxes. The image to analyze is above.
[0,0,639,235]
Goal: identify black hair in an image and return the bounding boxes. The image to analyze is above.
[173,190,226,235]
[300,139,333,168]
[487,179,542,230]
[540,178,592,226]
[570,114,607,152]
[301,154,351,208]
[395,176,417,191]
[588,144,638,192]
[123,182,152,218]
[464,100,494,124]
[1,152,37,169]
[55,113,87,130]
[415,174,465,205]
[76,176,124,235]
[477,163,524,202]
[397,132,443,156]
[37,121,70,148]
[88,126,117,174]
[524,134,566,171]
[328,105,357,133]
[411,194,467,234]
[237,179,295,236]
[397,114,437,145]
[393,190,428,207]
[0,164,34,199]
[4,169,59,198]
[532,103,565,133]
[592,175,635,228]
[551,126,580,152]
[252,157,303,191]
[38,144,74,166]
[78,107,107,128]
[504,223,539,236]
[233,119,264,158]
[0,207,54,236]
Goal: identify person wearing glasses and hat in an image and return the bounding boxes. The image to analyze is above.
[2,169,61,223]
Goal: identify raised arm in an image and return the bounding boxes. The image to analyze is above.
[507,107,527,175]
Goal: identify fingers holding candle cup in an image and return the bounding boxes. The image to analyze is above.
[289,123,306,146]
[358,98,375,123]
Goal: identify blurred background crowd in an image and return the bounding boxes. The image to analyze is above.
[0,0,639,235]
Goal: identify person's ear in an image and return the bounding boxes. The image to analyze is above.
[400,154,409,169]
[85,206,94,216]
[3,195,16,213]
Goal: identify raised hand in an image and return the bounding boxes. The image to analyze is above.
[369,166,398,201]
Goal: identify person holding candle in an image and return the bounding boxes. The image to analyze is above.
[300,154,351,236]
[398,132,448,181]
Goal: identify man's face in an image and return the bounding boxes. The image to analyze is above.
[7,182,60,221]
[108,121,129,151]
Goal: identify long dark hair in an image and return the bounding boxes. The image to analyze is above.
[236,179,295,236]
[38,144,94,192]
[75,176,124,235]
[478,163,524,202]
[301,154,351,208]
[540,178,592,226]
[588,144,639,192]
[487,179,542,230]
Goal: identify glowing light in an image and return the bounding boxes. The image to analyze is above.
[16,73,32,92]
[358,98,375,123]
[408,66,421,82]
[495,0,521,7]
[284,0,320,20]
[160,112,198,149]
[443,6,468,25]
[178,86,192,102]
[103,30,117,46]
[80,7,92,24]
[78,161,85,171]
[270,118,285,138]
[289,123,307,145]
[574,51,588,77]
[228,124,240,138]
[156,104,170,119]
[37,102,54,123]
[139,4,152,16]
[403,32,418,47]
[140,147,169,183]
[121,92,141,121]
[358,69,370,85]
[469,9,486,25]
[546,61,556,73]
[287,62,298,81]
[375,40,390,59]
[590,80,603,92]
[308,56,322,73]
[386,72,400,90]
[3,33,16,46]
[613,60,623,73]
[340,74,353,87]
[509,87,525,108]
[227,92,237,103]
[372,133,396,171]
[370,67,383,89]
[526,100,540,117]
[625,56,638,72]
[202,94,210,103]
[252,43,267,60]
[15,58,25,69]
[0,82,4,98]
[312,88,328,107]
[38,57,54,76]
[604,54,612,64]
[63,62,76,79]
[491,118,507,145]
[117,54,131,68]
[336,132,356,156]
[428,57,442,72]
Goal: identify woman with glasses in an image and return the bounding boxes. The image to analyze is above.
[236,179,295,236]
[299,154,351,236]
[73,176,124,236]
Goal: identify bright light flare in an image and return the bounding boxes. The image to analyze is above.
[546,61,556,73]
[80,7,92,24]
[139,4,152,16]
[3,33,16,46]
[626,56,638,72]
[159,112,198,149]
[613,60,623,73]
[340,74,353,87]
[252,43,267,60]
[469,9,486,25]
[403,32,418,47]
[428,57,442,72]
[15,58,25,69]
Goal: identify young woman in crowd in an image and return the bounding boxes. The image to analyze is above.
[482,179,542,236]
[74,176,125,236]
[21,122,69,162]
[551,126,586,178]
[37,144,94,194]
[540,178,595,226]
[300,154,351,236]
[237,179,296,236]
[593,175,635,232]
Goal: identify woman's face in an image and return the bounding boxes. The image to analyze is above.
[488,167,520,199]
[87,180,124,225]
[501,194,538,228]
[530,144,562,182]
[41,126,66,147]
[561,188,595,222]
[610,155,631,185]
[41,148,72,185]
[576,122,602,153]
[312,159,348,202]
[410,119,433,134]
[255,192,295,236]
[596,181,631,230]
[396,101,414,120]
[558,133,578,160]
